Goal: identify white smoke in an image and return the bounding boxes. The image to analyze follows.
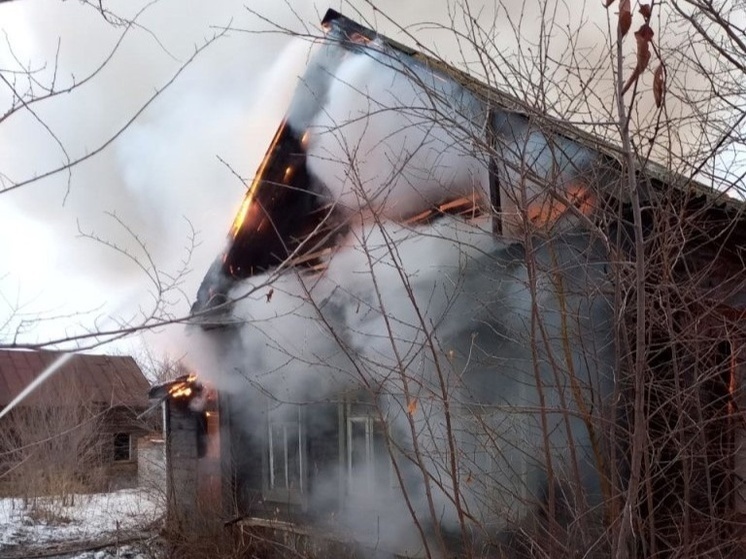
[301,44,489,220]
[1,0,499,347]
[188,216,612,551]
[0,0,318,345]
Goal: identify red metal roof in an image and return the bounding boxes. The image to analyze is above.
[0,350,150,408]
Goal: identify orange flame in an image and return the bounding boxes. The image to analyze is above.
[168,373,198,400]
[230,122,287,239]
[170,385,193,398]
[407,399,418,416]
[527,183,595,226]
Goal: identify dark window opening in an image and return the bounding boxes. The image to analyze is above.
[196,411,208,458]
[113,432,131,462]
[264,404,305,502]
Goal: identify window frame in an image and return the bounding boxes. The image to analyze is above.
[343,400,394,496]
[262,403,306,505]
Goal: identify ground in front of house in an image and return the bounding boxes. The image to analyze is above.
[0,489,163,559]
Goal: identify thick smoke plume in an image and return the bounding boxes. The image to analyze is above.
[1,0,710,350]
[299,43,489,219]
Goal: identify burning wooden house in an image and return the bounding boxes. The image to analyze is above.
[163,9,746,557]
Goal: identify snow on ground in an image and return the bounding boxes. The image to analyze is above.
[0,488,163,556]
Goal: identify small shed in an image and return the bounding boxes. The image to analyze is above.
[0,349,153,495]
[148,375,220,529]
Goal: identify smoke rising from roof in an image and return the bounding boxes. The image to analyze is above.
[299,43,489,219]
[0,0,509,346]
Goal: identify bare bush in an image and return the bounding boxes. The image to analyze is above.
[0,376,106,506]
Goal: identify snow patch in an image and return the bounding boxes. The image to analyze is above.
[0,489,162,553]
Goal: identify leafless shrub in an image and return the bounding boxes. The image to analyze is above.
[0,376,106,507]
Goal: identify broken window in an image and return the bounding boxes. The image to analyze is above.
[345,402,392,495]
[113,432,131,462]
[264,404,305,502]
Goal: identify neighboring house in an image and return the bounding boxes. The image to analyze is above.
[161,9,746,558]
[0,350,152,495]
